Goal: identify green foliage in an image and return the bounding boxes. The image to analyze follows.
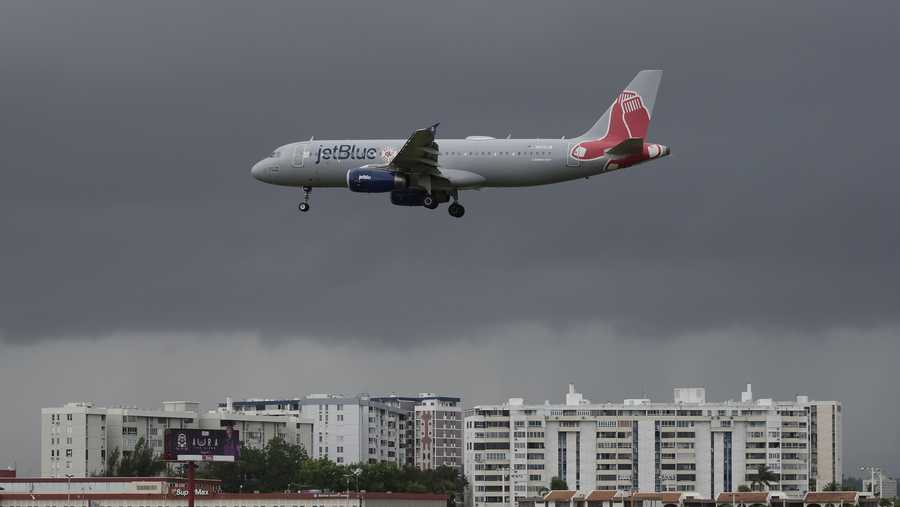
[843,477,864,491]
[200,438,308,493]
[824,482,841,491]
[105,439,165,477]
[198,437,466,505]
[749,464,778,491]
[549,476,569,490]
[104,447,121,477]
[738,484,752,492]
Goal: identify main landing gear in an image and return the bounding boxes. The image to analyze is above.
[448,190,465,218]
[298,186,312,212]
[448,202,465,218]
[423,194,439,210]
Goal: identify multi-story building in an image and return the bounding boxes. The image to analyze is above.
[41,401,314,478]
[464,384,842,506]
[884,477,898,499]
[224,394,406,466]
[412,396,463,470]
[808,401,842,491]
[223,393,463,471]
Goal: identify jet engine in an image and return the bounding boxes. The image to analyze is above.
[346,168,407,193]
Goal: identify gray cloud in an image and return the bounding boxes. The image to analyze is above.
[1,0,899,476]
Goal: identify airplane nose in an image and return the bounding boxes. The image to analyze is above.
[251,161,267,181]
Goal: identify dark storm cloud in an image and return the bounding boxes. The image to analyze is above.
[3,0,899,345]
[2,1,900,344]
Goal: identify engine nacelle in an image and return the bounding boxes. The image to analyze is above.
[390,189,427,206]
[346,168,406,193]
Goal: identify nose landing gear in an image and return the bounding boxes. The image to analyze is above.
[298,186,312,213]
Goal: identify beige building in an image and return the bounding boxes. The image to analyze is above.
[414,396,464,471]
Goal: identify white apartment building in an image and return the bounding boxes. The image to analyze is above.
[41,401,314,478]
[223,393,463,471]
[464,384,842,507]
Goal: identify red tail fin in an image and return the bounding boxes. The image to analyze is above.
[571,70,662,161]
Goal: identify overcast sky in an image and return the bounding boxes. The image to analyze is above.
[1,0,899,477]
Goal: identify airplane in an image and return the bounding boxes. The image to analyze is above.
[251,70,669,218]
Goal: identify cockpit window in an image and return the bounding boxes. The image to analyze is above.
[270,151,280,158]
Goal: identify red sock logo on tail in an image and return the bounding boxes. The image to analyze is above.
[571,90,650,161]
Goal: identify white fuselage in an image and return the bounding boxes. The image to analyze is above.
[250,137,645,190]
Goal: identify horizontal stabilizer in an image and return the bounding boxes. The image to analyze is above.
[606,138,643,156]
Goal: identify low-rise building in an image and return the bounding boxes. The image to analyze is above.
[0,476,446,507]
[520,491,876,507]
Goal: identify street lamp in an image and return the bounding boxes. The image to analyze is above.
[345,470,362,507]
[65,474,74,507]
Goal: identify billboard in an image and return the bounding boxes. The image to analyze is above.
[163,428,240,462]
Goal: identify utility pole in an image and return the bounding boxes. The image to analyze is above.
[187,461,197,507]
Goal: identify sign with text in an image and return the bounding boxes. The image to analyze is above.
[163,428,240,462]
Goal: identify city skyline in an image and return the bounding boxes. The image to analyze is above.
[9,378,893,481]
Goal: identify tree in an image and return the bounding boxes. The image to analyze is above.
[105,439,165,477]
[197,436,466,504]
[297,458,345,492]
[824,482,841,491]
[749,464,778,491]
[739,485,752,492]
[201,439,307,493]
[842,477,864,491]
[550,476,569,490]
[105,447,121,477]
[262,437,308,492]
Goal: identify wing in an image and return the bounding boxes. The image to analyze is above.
[390,123,440,174]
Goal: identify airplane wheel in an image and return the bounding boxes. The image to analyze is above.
[423,195,439,209]
[298,202,310,212]
[448,202,465,218]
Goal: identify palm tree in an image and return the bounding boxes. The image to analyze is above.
[749,464,778,491]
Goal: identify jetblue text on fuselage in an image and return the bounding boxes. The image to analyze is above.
[315,144,377,164]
